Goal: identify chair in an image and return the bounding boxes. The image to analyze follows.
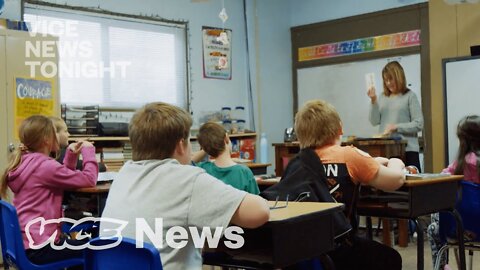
[435,181,480,270]
[0,200,84,270]
[84,237,162,270]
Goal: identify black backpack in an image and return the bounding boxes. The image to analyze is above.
[260,148,356,239]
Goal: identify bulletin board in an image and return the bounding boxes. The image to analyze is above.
[14,77,55,139]
[443,56,480,165]
[202,26,232,80]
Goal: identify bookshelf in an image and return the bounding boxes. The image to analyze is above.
[69,132,259,172]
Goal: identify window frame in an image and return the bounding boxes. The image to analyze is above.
[23,2,191,111]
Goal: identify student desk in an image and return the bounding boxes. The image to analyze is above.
[357,175,465,270]
[204,202,344,269]
[255,176,280,192]
[245,162,271,175]
[68,182,111,217]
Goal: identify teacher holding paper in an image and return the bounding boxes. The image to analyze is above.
[367,61,424,171]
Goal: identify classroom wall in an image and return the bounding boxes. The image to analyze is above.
[429,0,480,172]
[289,0,427,27]
[246,0,292,171]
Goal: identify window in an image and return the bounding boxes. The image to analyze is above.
[24,5,188,109]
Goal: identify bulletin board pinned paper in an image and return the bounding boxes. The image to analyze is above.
[202,26,232,80]
[14,77,55,139]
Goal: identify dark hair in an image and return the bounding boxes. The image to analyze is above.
[197,122,226,158]
[454,115,480,179]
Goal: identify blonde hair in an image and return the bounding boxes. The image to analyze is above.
[382,61,408,96]
[197,122,226,158]
[294,99,342,149]
[129,102,192,161]
[49,116,67,133]
[1,115,58,198]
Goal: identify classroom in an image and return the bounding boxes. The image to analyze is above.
[1,0,480,269]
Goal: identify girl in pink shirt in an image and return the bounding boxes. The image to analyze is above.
[0,115,98,265]
[429,115,480,269]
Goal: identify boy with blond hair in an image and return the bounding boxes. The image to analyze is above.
[100,102,269,270]
[294,99,405,270]
[196,122,259,194]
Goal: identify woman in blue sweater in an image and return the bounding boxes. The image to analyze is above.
[367,61,424,171]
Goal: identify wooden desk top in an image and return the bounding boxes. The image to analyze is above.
[245,162,271,168]
[404,174,463,187]
[256,177,280,186]
[73,182,111,193]
[273,139,407,148]
[267,202,344,222]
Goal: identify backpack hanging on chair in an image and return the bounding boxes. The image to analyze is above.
[261,148,358,239]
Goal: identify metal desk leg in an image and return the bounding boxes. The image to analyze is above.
[451,209,466,270]
[414,218,424,270]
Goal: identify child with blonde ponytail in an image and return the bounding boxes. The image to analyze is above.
[0,115,98,265]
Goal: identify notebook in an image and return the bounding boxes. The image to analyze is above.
[97,172,118,183]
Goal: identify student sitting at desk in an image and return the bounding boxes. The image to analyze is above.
[100,102,269,270]
[0,115,98,265]
[427,115,480,270]
[294,99,405,270]
[196,122,260,194]
[49,116,107,172]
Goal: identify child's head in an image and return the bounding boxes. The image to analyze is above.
[456,115,480,156]
[295,99,342,149]
[1,115,59,198]
[129,102,192,163]
[197,122,228,158]
[19,115,59,153]
[382,61,407,96]
[49,116,70,148]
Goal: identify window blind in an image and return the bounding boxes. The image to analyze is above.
[24,6,188,109]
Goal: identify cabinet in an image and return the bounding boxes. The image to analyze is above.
[0,29,60,170]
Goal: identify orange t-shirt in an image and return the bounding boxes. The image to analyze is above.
[315,144,380,185]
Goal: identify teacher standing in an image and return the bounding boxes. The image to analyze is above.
[367,61,424,171]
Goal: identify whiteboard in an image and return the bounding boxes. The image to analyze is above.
[443,56,480,165]
[297,54,421,137]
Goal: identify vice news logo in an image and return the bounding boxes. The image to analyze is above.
[24,20,130,79]
[25,217,245,250]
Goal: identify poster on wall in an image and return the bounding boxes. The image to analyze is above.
[202,26,232,80]
[14,77,55,139]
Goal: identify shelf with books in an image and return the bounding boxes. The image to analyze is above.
[69,132,258,172]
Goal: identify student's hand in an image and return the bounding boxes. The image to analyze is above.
[383,124,397,135]
[80,141,94,148]
[68,141,84,154]
[374,157,389,166]
[367,87,377,103]
[387,158,405,171]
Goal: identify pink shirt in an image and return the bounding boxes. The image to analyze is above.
[7,147,98,249]
[442,152,480,184]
